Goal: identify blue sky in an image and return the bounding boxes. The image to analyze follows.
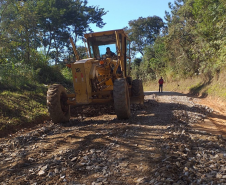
[76,0,175,58]
[88,0,174,32]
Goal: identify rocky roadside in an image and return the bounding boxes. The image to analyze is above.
[0,92,226,185]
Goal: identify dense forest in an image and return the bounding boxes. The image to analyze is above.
[1,0,225,86]
[0,0,106,89]
[130,0,226,82]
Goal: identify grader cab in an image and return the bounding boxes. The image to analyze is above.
[47,29,144,123]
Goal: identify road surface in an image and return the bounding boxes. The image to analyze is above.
[1,91,226,184]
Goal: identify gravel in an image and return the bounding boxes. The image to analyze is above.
[0,92,225,184]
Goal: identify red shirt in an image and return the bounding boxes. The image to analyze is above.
[159,79,164,85]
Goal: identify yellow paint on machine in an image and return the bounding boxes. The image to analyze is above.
[71,58,94,104]
[103,79,114,91]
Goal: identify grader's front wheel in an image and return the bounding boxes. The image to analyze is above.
[47,84,70,123]
[113,78,131,119]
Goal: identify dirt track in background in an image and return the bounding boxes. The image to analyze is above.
[1,91,226,184]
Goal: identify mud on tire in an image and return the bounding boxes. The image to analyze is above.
[47,84,70,123]
[131,79,144,105]
[113,78,131,119]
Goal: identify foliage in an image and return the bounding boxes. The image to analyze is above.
[34,63,71,85]
[166,0,226,79]
[77,46,89,59]
[0,88,48,132]
[144,36,168,77]
[61,67,73,82]
[35,0,107,64]
[0,63,35,90]
[131,58,154,82]
[125,16,165,56]
[133,58,142,67]
[0,57,73,132]
[0,57,72,92]
[0,0,40,64]
[134,0,226,82]
[0,0,107,65]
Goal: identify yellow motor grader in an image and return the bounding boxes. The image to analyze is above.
[47,29,144,123]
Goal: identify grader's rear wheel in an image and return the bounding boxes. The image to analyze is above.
[131,79,144,105]
[113,78,131,119]
[47,84,70,123]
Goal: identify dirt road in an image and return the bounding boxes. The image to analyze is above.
[1,92,226,185]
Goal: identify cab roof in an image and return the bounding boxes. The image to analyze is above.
[84,29,130,41]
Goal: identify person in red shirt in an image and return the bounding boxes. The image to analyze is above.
[158,77,164,93]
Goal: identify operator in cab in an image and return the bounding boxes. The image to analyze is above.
[105,47,122,74]
[106,47,116,58]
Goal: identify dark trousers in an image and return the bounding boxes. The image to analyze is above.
[159,84,163,92]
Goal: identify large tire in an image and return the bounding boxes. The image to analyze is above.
[131,79,144,105]
[113,78,131,119]
[47,84,70,123]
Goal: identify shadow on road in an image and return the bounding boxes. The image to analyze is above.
[144,91,186,96]
[2,91,226,184]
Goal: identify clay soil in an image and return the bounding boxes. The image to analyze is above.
[1,91,226,185]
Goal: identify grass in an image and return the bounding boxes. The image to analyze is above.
[143,77,202,93]
[0,85,49,133]
[0,63,73,137]
[143,73,226,101]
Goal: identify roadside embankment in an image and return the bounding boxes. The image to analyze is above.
[144,73,226,101]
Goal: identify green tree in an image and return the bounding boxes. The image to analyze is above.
[164,0,201,78]
[143,36,167,78]
[131,0,226,82]
[0,0,107,65]
[125,16,165,56]
[191,0,226,74]
[77,46,88,59]
[165,0,226,79]
[0,0,40,64]
[36,0,107,64]
[133,58,142,66]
